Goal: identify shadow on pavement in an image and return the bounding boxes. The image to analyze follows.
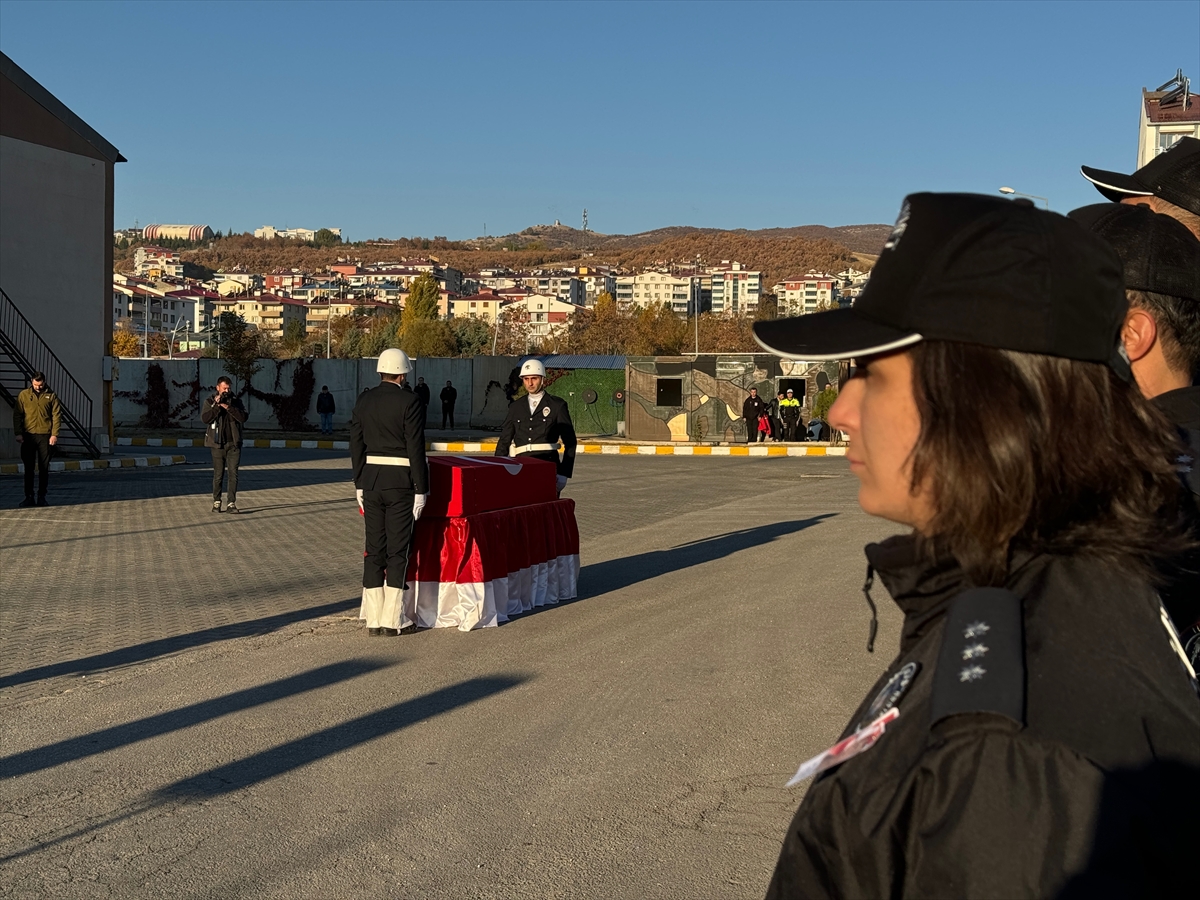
[158,675,526,797]
[0,597,362,690]
[575,515,835,600]
[2,660,393,778]
[0,675,526,865]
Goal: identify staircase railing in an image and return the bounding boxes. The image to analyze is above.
[0,287,101,458]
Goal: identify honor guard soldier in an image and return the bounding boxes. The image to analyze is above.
[349,349,429,636]
[496,359,577,494]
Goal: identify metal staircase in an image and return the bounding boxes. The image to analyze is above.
[0,288,102,458]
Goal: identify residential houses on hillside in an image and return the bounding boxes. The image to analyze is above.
[113,247,865,355]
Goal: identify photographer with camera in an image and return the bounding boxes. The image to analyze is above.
[202,375,248,513]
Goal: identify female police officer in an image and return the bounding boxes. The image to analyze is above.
[753,193,1200,898]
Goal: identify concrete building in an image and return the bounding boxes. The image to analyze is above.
[1,51,124,456]
[503,294,584,341]
[254,225,343,241]
[708,262,761,315]
[615,272,701,315]
[213,292,308,336]
[773,272,840,316]
[1137,70,1199,169]
[134,245,183,278]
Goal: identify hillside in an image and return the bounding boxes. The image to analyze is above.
[116,220,887,291]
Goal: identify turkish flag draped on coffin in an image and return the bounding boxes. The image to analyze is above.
[360,455,580,631]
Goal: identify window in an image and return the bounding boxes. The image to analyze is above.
[1158,131,1188,154]
[656,378,683,407]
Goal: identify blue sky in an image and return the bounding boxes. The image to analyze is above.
[2,1,1197,239]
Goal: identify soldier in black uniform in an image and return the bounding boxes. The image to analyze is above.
[753,194,1200,898]
[495,359,576,494]
[349,348,429,636]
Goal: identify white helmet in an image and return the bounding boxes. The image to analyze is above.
[520,359,546,378]
[377,348,413,375]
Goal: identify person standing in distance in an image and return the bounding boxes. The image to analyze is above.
[439,380,457,429]
[350,348,429,637]
[742,387,767,443]
[496,359,576,495]
[779,388,802,441]
[13,371,60,507]
[413,376,431,414]
[316,384,336,435]
[202,375,247,513]
[753,193,1200,897]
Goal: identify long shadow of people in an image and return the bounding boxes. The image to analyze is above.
[578,515,835,599]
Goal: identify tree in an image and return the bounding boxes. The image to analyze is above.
[404,273,441,323]
[112,325,142,357]
[811,386,838,422]
[451,317,493,357]
[755,293,779,321]
[628,303,687,355]
[568,292,625,355]
[281,318,307,356]
[493,304,531,355]
[213,312,261,390]
[313,228,342,248]
[401,319,457,358]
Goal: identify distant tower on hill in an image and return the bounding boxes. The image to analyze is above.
[582,208,588,234]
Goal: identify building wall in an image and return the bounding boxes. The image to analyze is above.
[0,135,108,436]
[625,355,824,442]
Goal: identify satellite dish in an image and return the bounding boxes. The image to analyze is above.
[583,389,598,404]
[612,389,625,404]
[817,372,829,390]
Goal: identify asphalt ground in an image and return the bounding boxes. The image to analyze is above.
[0,450,901,899]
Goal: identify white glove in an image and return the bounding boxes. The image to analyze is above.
[413,493,428,521]
[556,474,568,493]
[356,488,364,513]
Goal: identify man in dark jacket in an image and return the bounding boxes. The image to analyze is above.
[350,348,428,636]
[496,359,576,495]
[742,387,767,443]
[316,385,336,435]
[413,377,431,414]
[13,371,60,507]
[201,375,248,513]
[439,380,457,429]
[1070,202,1200,663]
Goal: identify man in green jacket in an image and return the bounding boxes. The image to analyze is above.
[13,371,61,507]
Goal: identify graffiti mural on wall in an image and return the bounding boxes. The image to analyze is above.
[625,355,829,442]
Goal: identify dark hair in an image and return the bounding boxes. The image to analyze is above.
[1128,288,1200,380]
[322,385,329,390]
[32,371,46,382]
[908,340,1191,585]
[217,375,232,387]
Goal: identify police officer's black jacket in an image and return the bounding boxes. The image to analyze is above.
[495,392,577,478]
[768,534,1200,899]
[1154,385,1200,635]
[349,381,429,493]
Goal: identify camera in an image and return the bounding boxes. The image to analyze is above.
[216,391,231,405]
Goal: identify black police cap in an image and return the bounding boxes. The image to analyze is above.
[1068,202,1200,303]
[1081,137,1200,216]
[754,193,1129,377]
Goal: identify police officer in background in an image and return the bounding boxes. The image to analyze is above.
[496,359,576,495]
[349,349,429,636]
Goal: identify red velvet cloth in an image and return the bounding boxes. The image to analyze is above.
[407,499,579,585]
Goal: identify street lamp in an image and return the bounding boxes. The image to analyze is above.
[168,318,188,358]
[999,186,1049,210]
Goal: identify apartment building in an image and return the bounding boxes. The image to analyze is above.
[1137,70,1199,168]
[134,245,183,278]
[615,271,701,315]
[708,262,760,315]
[773,272,840,316]
[518,271,585,306]
[264,271,310,292]
[450,292,504,324]
[213,292,308,335]
[254,225,342,241]
[502,294,583,340]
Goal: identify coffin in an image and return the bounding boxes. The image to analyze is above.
[423,454,558,517]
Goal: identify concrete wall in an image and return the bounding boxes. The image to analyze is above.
[0,135,107,433]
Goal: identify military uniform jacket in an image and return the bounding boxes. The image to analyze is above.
[768,535,1200,899]
[349,382,429,493]
[495,392,577,478]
